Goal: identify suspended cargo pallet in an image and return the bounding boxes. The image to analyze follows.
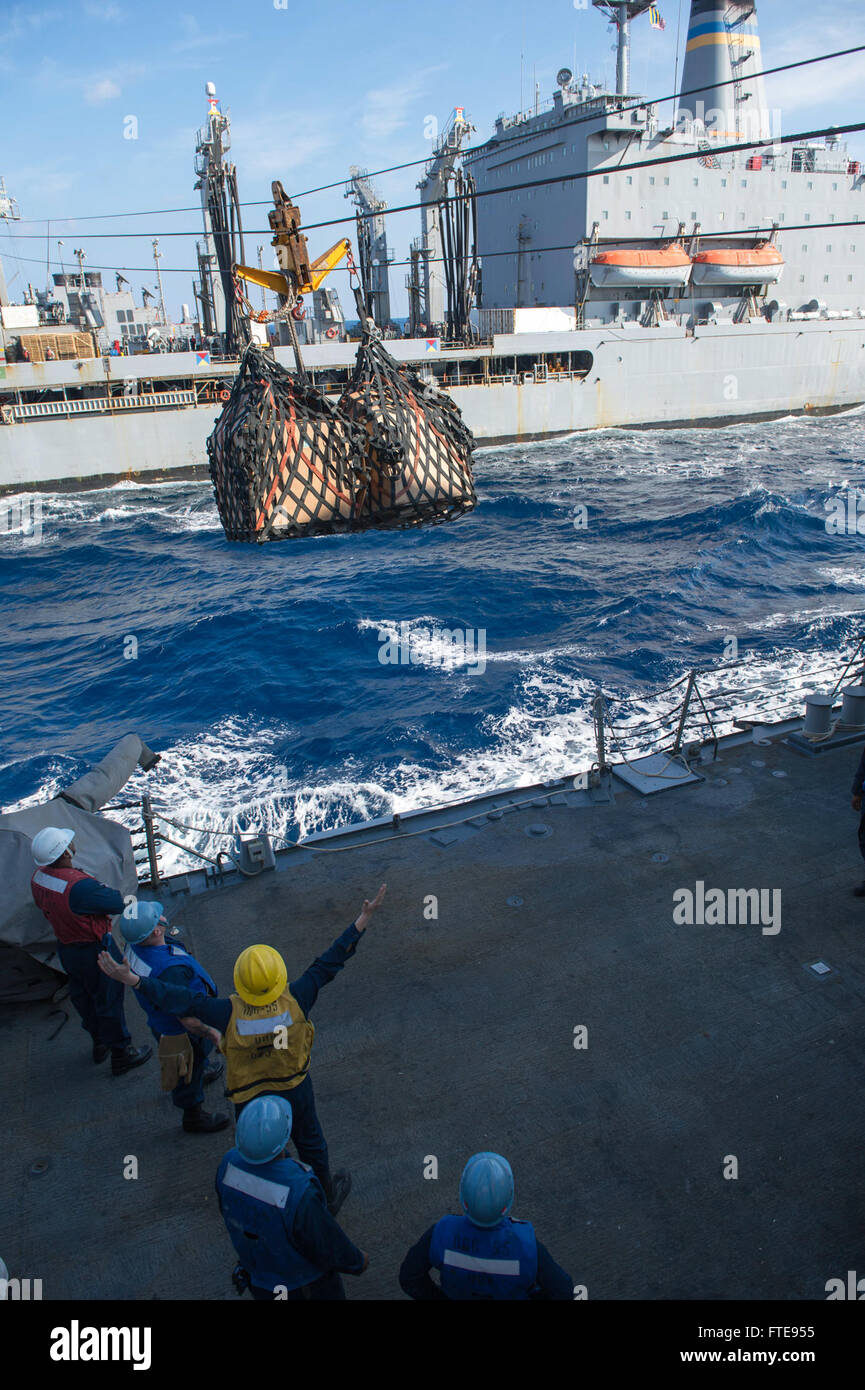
[207,340,476,542]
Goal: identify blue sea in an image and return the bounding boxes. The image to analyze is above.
[2,410,864,872]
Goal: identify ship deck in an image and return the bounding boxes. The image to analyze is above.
[4,730,865,1300]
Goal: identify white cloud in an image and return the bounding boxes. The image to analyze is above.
[84,76,121,104]
[83,2,123,19]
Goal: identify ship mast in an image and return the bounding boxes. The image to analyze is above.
[0,176,21,307]
[592,2,655,95]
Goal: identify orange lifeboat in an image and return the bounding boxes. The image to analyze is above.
[691,242,784,286]
[589,244,692,289]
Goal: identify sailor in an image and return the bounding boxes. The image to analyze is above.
[118,901,229,1134]
[99,882,386,1215]
[851,745,865,895]
[399,1152,573,1301]
[29,826,151,1076]
[216,1094,368,1301]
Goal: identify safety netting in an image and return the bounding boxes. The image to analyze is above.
[207,340,476,542]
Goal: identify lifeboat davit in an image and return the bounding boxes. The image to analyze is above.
[589,244,692,289]
[691,243,785,286]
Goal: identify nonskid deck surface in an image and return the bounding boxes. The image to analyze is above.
[4,736,865,1300]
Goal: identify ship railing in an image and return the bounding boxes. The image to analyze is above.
[105,643,865,887]
[10,391,197,421]
[591,639,865,776]
[101,792,246,888]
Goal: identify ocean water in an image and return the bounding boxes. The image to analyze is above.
[2,409,864,873]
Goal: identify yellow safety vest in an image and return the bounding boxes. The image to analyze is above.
[221,988,315,1105]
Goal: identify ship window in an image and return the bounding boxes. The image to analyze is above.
[603,175,610,183]
[833,182,838,191]
[804,213,811,222]
[719,211,726,221]
[691,211,697,221]
[662,210,668,219]
[693,177,699,186]
[799,274,805,282]
[852,245,857,253]
[824,275,830,283]
[801,243,808,252]
[849,274,854,282]
[741,179,747,187]
[664,176,670,186]
[830,213,836,222]
[649,176,655,185]
[625,210,632,219]
[602,210,609,219]
[721,178,727,187]
[781,180,787,189]
[827,244,832,252]
[808,181,813,190]
[626,175,632,185]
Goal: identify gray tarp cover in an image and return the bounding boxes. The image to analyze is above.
[0,735,155,1000]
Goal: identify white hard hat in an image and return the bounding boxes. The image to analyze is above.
[31,826,75,867]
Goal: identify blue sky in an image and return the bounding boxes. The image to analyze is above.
[2,0,864,319]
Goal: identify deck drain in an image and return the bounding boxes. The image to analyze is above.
[772,770,787,778]
[753,738,771,747]
[526,823,553,838]
[29,1158,52,1177]
[651,852,669,864]
[714,778,728,787]
[506,896,524,908]
[487,809,504,821]
[751,759,766,768]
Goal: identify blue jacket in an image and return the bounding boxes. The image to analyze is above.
[428,1214,539,1300]
[125,939,216,1036]
[852,747,865,797]
[400,1217,573,1301]
[216,1150,344,1293]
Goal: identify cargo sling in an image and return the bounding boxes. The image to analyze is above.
[207,337,476,543]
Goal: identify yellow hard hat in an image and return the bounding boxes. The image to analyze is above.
[234,944,287,1006]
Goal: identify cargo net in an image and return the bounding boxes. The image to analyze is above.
[207,339,476,543]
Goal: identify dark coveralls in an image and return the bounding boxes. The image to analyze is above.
[130,944,217,1113]
[399,1222,574,1301]
[215,1153,366,1301]
[133,923,363,1195]
[54,880,131,1050]
[852,746,865,871]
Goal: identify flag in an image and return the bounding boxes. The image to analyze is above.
[195,350,211,366]
[649,5,665,29]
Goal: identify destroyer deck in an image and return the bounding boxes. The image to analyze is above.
[3,730,865,1300]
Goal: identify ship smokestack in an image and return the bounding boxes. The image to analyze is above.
[677,1,769,142]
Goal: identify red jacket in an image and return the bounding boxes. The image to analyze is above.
[31,865,112,945]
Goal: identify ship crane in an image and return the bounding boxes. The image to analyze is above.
[233,182,356,377]
[413,107,476,335]
[345,168,393,329]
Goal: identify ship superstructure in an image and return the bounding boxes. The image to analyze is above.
[465,0,863,329]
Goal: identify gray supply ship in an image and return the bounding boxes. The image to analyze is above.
[2,0,865,495]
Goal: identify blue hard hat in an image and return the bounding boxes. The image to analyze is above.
[235,1095,293,1165]
[121,900,165,946]
[459,1152,514,1228]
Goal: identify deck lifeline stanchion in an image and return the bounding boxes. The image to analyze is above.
[140,793,160,888]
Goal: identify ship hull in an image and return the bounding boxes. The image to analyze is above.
[1,319,863,493]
